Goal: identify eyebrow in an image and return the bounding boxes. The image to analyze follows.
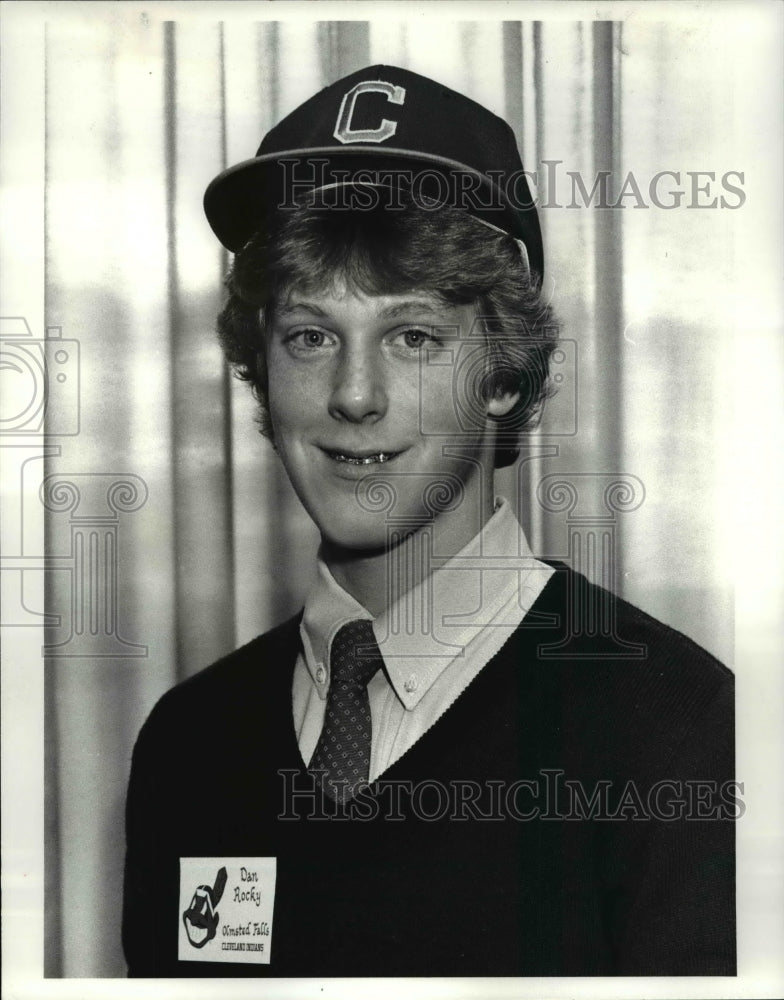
[382,300,446,319]
[275,298,449,319]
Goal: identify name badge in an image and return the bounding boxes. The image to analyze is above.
[178,857,277,964]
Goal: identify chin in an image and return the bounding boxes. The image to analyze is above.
[318,512,408,554]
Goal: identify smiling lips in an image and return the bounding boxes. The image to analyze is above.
[321,447,402,466]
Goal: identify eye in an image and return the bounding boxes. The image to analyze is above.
[285,327,335,353]
[300,328,328,347]
[393,327,440,351]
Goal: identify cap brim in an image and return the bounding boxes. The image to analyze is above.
[203,146,543,278]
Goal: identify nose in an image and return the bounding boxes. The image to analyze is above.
[328,343,388,424]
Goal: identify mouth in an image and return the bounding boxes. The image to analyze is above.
[184,918,209,943]
[320,448,403,466]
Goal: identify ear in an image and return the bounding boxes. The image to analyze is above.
[486,389,520,418]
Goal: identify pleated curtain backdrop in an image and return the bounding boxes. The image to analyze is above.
[42,15,735,975]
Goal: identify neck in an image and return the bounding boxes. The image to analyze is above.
[322,480,496,617]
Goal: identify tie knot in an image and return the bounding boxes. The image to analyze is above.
[329,619,382,689]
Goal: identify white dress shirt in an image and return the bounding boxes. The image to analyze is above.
[293,497,555,782]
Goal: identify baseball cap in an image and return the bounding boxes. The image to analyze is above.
[204,64,544,280]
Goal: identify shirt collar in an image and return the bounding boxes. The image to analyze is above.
[299,497,543,709]
[299,559,373,699]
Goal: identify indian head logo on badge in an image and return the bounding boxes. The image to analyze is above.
[182,866,226,948]
[178,858,277,964]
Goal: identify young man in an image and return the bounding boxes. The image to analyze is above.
[122,65,735,977]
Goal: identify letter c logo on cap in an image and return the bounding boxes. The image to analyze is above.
[334,80,406,145]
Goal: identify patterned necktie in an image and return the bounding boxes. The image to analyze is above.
[309,619,383,802]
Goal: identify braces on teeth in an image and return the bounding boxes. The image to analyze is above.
[329,452,396,465]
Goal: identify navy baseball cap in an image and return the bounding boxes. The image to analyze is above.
[204,64,544,280]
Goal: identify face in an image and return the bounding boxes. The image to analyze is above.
[266,279,518,554]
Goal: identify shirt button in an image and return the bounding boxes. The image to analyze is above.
[404,674,418,693]
[316,665,326,684]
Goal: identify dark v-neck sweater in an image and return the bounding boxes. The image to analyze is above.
[122,563,735,977]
